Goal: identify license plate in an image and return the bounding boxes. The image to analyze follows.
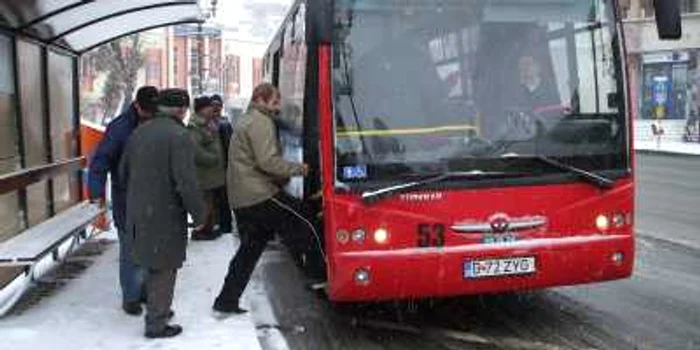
[464,257,536,279]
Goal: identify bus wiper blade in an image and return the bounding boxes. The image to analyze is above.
[500,153,615,190]
[361,171,506,204]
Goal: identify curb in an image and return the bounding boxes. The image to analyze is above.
[634,149,700,157]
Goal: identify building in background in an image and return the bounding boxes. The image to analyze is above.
[79,24,267,126]
[622,0,700,142]
[171,24,224,96]
[222,35,267,116]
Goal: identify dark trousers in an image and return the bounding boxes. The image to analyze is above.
[215,192,315,307]
[145,268,177,333]
[117,228,143,303]
[215,186,233,233]
[197,189,218,236]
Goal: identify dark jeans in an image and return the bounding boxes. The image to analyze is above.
[215,186,233,233]
[215,192,316,307]
[117,228,143,303]
[145,268,177,333]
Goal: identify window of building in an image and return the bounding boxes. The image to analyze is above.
[253,58,263,88]
[640,51,694,120]
[146,59,160,85]
[227,55,240,95]
[173,46,179,85]
[633,0,699,18]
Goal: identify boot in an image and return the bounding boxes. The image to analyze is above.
[212,300,248,314]
[145,324,182,339]
[122,301,142,316]
[191,230,217,241]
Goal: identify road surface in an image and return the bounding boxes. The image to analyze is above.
[256,153,700,350]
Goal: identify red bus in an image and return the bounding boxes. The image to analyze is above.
[264,0,681,302]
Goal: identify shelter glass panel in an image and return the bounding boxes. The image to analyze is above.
[48,51,79,213]
[0,35,23,241]
[16,40,49,226]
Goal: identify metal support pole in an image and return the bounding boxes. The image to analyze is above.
[198,22,204,95]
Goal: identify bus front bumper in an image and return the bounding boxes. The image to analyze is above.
[328,234,634,302]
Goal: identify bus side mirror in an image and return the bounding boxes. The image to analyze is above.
[654,0,682,40]
[306,0,333,44]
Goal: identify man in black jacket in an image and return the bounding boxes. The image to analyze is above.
[211,94,234,234]
[120,89,205,338]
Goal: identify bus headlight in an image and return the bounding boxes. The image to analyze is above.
[336,230,350,244]
[612,213,626,228]
[354,268,371,284]
[596,215,610,231]
[373,228,389,244]
[611,252,624,266]
[351,229,366,243]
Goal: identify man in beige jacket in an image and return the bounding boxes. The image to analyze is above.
[213,83,315,314]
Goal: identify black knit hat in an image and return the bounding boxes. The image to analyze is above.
[194,96,213,112]
[158,88,190,108]
[135,86,159,112]
[210,94,223,105]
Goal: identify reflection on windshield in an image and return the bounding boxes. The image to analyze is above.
[333,0,626,184]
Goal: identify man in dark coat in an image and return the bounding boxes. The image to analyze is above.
[120,89,205,338]
[211,94,234,234]
[87,86,159,315]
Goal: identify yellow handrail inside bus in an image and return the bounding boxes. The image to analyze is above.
[337,123,479,137]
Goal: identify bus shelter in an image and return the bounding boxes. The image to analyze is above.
[0,0,202,309]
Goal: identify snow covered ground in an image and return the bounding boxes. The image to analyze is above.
[635,140,700,155]
[0,230,269,350]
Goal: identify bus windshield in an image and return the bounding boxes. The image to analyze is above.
[333,0,626,187]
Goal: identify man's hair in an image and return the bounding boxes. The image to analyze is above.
[251,83,280,104]
[135,86,159,113]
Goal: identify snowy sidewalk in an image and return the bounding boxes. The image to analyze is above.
[635,140,700,156]
[0,232,264,350]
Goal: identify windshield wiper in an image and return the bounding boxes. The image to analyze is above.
[361,170,509,204]
[500,153,615,190]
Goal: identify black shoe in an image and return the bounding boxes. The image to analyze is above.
[145,324,183,339]
[213,301,248,314]
[191,232,217,241]
[167,310,175,319]
[122,301,143,316]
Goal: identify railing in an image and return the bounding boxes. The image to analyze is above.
[0,157,85,196]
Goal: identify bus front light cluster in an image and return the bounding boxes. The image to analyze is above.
[338,228,389,245]
[596,212,630,232]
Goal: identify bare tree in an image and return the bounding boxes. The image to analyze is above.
[87,34,145,123]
